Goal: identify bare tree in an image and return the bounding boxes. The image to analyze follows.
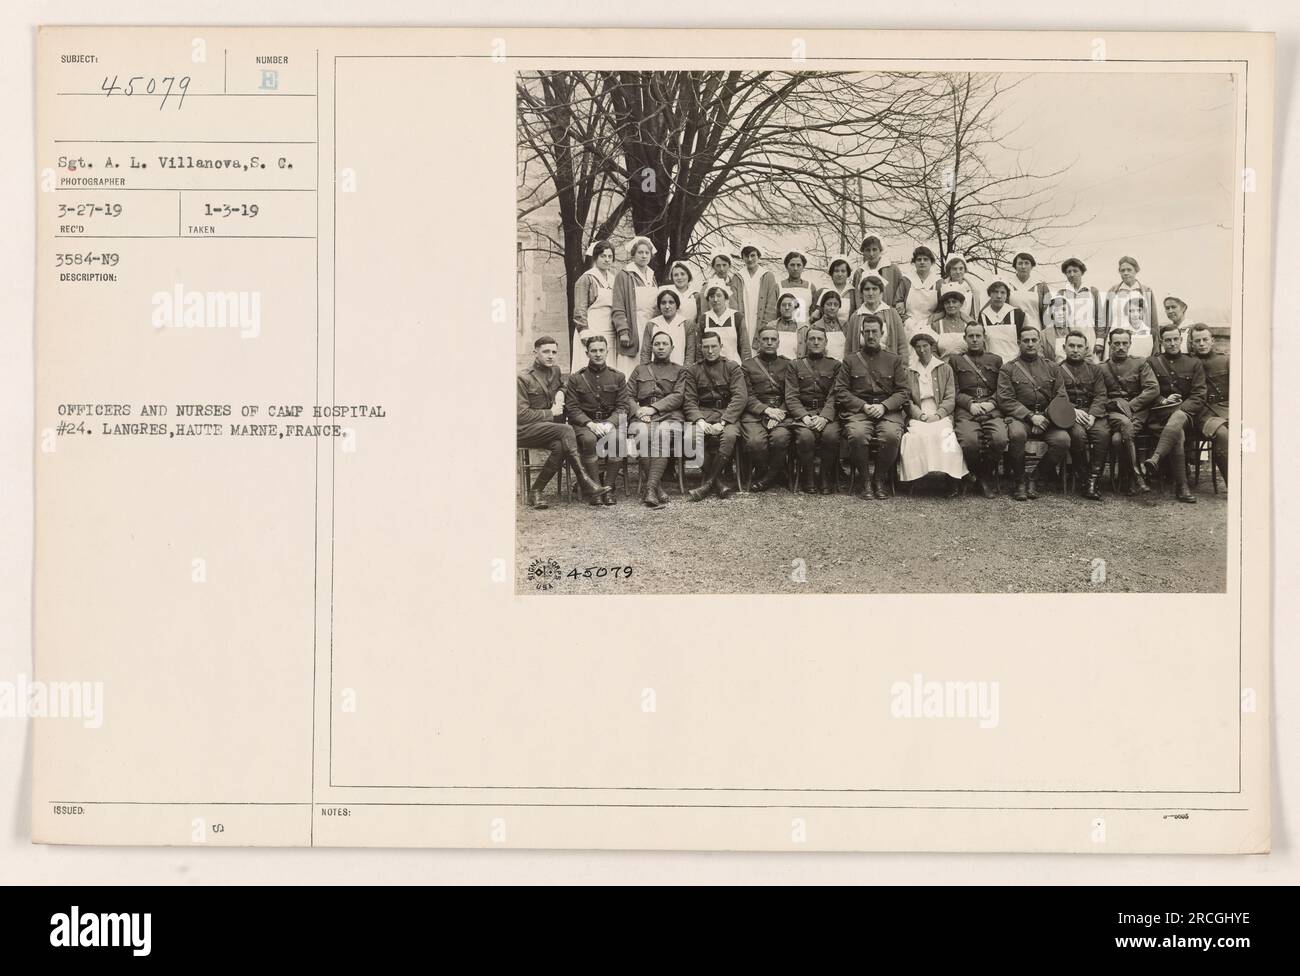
[517,69,945,340]
[887,73,1086,272]
[517,72,631,345]
[602,71,943,270]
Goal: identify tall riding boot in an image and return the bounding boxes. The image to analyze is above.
[750,451,771,492]
[715,453,737,500]
[1142,422,1180,479]
[1173,447,1196,503]
[573,456,612,504]
[1126,440,1150,494]
[755,452,785,492]
[1082,455,1104,501]
[688,454,719,502]
[1028,459,1049,499]
[642,456,669,509]
[797,455,816,493]
[1214,439,1229,488]
[527,451,563,509]
[1011,457,1029,502]
[979,455,998,498]
[599,458,617,505]
[819,448,838,494]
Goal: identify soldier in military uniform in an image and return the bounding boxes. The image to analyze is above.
[683,331,748,501]
[741,324,796,492]
[1190,324,1229,486]
[784,324,843,494]
[832,315,910,500]
[564,334,633,506]
[1100,327,1159,495]
[1057,329,1109,500]
[625,330,687,510]
[517,335,611,508]
[945,321,1007,497]
[996,325,1069,501]
[1141,324,1206,503]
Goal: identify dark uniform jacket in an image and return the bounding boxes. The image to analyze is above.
[832,348,910,422]
[945,350,1004,416]
[1100,357,1160,422]
[564,364,631,426]
[625,362,686,421]
[996,355,1066,421]
[517,362,564,428]
[742,353,795,422]
[684,357,747,424]
[1196,351,1229,419]
[1148,352,1207,418]
[784,355,841,422]
[1057,358,1108,417]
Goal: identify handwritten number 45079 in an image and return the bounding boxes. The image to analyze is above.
[101,75,190,110]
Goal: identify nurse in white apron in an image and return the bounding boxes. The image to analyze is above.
[777,250,813,328]
[1042,296,1074,360]
[642,288,689,366]
[802,289,847,359]
[1117,294,1155,358]
[1006,251,1046,333]
[938,254,984,325]
[700,283,746,363]
[853,274,906,359]
[901,245,941,344]
[737,243,778,336]
[570,240,616,374]
[666,260,700,323]
[611,235,660,377]
[770,290,802,360]
[930,287,971,359]
[979,278,1024,362]
[812,256,858,322]
[702,251,744,313]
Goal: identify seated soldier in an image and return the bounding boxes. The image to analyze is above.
[1140,323,1207,503]
[741,324,796,492]
[945,321,1007,497]
[832,315,910,500]
[996,325,1069,501]
[784,324,843,494]
[1189,323,1229,487]
[564,334,632,506]
[683,331,748,501]
[625,330,687,510]
[1100,327,1159,495]
[517,335,611,508]
[1057,329,1109,501]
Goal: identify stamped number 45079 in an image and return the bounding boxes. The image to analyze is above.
[568,566,634,580]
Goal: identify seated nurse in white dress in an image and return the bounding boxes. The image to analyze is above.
[898,330,969,495]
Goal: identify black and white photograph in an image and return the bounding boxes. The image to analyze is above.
[516,69,1236,594]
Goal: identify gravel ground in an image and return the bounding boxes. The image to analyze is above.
[516,471,1228,594]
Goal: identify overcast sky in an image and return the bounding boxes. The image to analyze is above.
[979,71,1236,324]
[742,71,1238,326]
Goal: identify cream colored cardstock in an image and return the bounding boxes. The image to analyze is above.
[32,27,1271,851]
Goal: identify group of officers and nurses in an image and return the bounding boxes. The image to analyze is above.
[516,233,1225,510]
